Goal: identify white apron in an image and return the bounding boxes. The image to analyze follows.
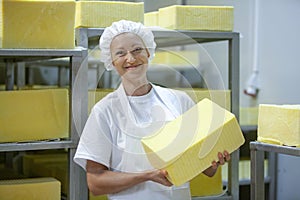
[108,84,191,200]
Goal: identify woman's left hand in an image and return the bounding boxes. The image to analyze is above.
[203,150,231,177]
[211,150,231,169]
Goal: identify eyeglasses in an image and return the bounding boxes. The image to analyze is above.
[112,47,146,61]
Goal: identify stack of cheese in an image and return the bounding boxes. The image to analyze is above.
[0,89,69,143]
[144,5,233,31]
[142,98,244,186]
[0,0,75,48]
[258,104,300,147]
[0,178,61,200]
[75,1,144,28]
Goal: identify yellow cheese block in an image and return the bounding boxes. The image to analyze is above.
[89,192,108,200]
[22,153,68,194]
[240,106,258,126]
[0,177,61,200]
[22,153,68,176]
[258,104,300,147]
[158,5,234,31]
[0,89,69,142]
[151,50,199,67]
[0,0,75,49]
[141,98,244,186]
[190,167,223,197]
[144,11,159,27]
[179,88,231,110]
[88,89,114,113]
[75,1,144,28]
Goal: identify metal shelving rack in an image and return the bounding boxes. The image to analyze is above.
[76,28,240,200]
[250,141,300,200]
[0,48,89,200]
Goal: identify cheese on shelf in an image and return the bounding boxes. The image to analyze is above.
[158,5,234,31]
[179,88,231,110]
[75,1,144,28]
[144,11,159,27]
[88,89,114,113]
[0,0,75,49]
[258,104,300,147]
[0,89,69,142]
[190,167,223,197]
[22,153,68,194]
[0,178,60,200]
[151,50,199,67]
[141,98,244,186]
[240,106,258,126]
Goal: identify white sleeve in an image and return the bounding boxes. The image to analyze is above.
[73,107,112,171]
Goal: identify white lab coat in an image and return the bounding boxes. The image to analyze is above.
[74,83,195,200]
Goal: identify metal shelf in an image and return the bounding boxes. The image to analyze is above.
[76,28,240,200]
[0,48,85,62]
[0,47,88,200]
[250,141,300,200]
[76,28,239,48]
[0,140,76,152]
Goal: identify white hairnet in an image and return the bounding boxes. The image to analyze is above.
[99,20,156,71]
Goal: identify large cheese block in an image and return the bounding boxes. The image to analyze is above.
[190,167,223,197]
[0,89,69,142]
[158,5,234,31]
[258,104,300,147]
[144,11,159,27]
[141,98,244,186]
[0,0,75,49]
[75,1,144,28]
[0,177,60,200]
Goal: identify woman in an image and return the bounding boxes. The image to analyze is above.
[74,20,230,200]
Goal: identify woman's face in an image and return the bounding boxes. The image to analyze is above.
[110,32,150,80]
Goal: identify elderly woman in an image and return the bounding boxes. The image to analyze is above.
[74,20,230,200]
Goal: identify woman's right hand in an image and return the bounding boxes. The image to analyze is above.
[146,169,173,187]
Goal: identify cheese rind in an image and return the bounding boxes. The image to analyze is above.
[75,1,144,28]
[258,104,300,147]
[0,178,61,200]
[141,98,244,186]
[0,89,69,142]
[1,0,75,49]
[158,5,234,31]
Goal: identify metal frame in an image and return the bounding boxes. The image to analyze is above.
[76,28,240,200]
[250,141,300,200]
[0,48,88,200]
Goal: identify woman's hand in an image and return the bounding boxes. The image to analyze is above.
[146,169,173,187]
[203,150,231,177]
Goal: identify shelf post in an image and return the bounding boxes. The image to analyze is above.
[69,47,89,200]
